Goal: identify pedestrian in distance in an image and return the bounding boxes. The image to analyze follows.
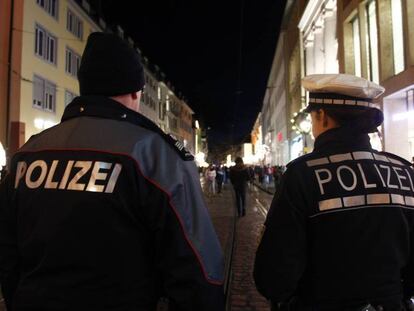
[216,165,225,194]
[205,165,217,196]
[272,166,282,193]
[229,157,250,217]
[254,74,414,311]
[0,32,224,311]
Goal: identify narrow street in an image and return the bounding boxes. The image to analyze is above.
[203,179,274,311]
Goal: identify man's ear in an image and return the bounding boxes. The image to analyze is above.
[314,109,323,121]
[131,92,138,100]
[321,110,329,128]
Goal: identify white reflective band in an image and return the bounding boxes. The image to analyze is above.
[329,153,353,163]
[373,153,389,162]
[352,151,374,160]
[343,195,365,207]
[405,196,414,206]
[306,157,330,167]
[388,157,403,165]
[319,198,343,211]
[391,194,405,205]
[357,101,369,107]
[367,193,390,205]
[309,98,372,107]
[345,99,356,105]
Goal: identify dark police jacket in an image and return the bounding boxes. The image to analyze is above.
[254,127,414,310]
[0,96,224,311]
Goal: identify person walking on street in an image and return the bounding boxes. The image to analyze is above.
[230,157,250,217]
[254,74,414,311]
[0,33,224,311]
[216,166,225,194]
[205,165,217,196]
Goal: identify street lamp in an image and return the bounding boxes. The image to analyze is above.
[290,108,312,154]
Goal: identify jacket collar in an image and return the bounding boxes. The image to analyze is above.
[313,127,373,152]
[62,95,161,134]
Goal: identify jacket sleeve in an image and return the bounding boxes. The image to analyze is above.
[402,169,414,299]
[137,155,225,311]
[402,213,414,300]
[254,166,307,303]
[0,173,19,309]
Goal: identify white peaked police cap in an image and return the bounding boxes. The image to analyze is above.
[302,74,385,112]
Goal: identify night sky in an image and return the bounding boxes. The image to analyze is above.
[90,0,286,151]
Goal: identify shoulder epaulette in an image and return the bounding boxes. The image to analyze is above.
[163,133,195,161]
[286,152,315,168]
[380,151,412,167]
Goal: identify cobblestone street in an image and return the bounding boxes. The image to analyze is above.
[203,180,274,311]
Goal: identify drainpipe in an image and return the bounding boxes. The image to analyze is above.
[5,0,15,162]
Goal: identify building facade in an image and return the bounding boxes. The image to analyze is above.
[258,0,414,164]
[338,0,414,161]
[140,66,159,123]
[179,100,195,155]
[1,0,24,159]
[1,0,196,162]
[262,32,290,166]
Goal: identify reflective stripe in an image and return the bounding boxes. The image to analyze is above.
[306,157,330,167]
[319,198,343,211]
[367,193,390,204]
[352,151,374,160]
[405,196,414,206]
[391,194,405,205]
[388,157,403,165]
[343,195,365,207]
[373,153,390,162]
[357,101,369,107]
[329,153,353,163]
[308,98,371,107]
[345,99,356,105]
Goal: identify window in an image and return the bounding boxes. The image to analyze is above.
[159,101,164,120]
[36,0,58,19]
[35,24,57,65]
[391,0,404,74]
[65,47,81,77]
[67,9,83,39]
[65,90,77,106]
[352,17,361,77]
[32,75,56,112]
[366,0,379,83]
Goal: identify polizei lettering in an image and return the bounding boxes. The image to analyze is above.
[314,161,414,196]
[14,160,122,193]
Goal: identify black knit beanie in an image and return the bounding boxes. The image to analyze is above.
[78,32,145,96]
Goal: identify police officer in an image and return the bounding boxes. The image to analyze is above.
[254,74,414,311]
[0,33,224,310]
